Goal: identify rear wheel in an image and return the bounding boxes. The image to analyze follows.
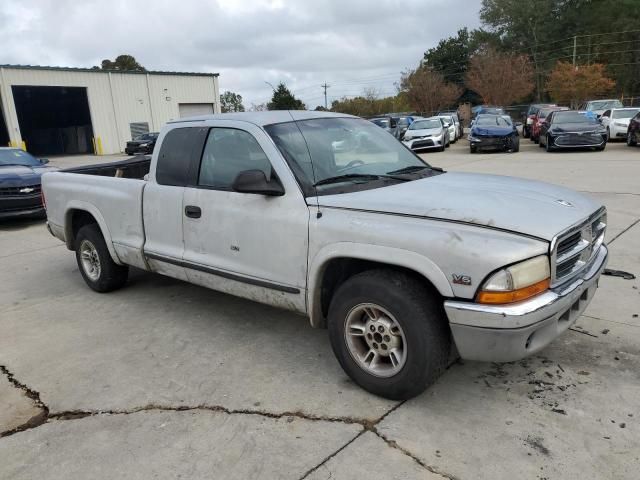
[328,270,451,400]
[75,224,128,292]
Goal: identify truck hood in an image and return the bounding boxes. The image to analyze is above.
[314,172,603,241]
[0,164,58,187]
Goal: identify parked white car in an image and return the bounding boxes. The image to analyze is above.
[435,115,458,142]
[402,117,450,151]
[579,99,623,118]
[600,108,640,140]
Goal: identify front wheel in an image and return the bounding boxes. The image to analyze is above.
[75,224,129,292]
[628,132,637,146]
[545,136,554,152]
[328,270,451,400]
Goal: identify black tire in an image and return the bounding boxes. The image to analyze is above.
[523,127,530,138]
[74,224,128,292]
[327,269,451,400]
[512,138,520,152]
[545,136,554,152]
[439,143,445,152]
[596,144,606,151]
[627,132,637,147]
[470,145,477,154]
[606,127,611,142]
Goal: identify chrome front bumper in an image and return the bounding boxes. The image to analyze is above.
[444,245,608,362]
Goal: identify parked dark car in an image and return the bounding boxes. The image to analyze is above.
[539,111,607,152]
[0,147,57,219]
[468,114,519,153]
[523,104,556,138]
[394,116,417,140]
[627,111,640,147]
[125,132,159,155]
[471,106,505,125]
[530,106,568,143]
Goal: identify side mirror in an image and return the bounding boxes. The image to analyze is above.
[444,122,452,127]
[232,169,284,196]
[40,158,49,164]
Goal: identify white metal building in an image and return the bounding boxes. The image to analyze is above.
[0,65,220,156]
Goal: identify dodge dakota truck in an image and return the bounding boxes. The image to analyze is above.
[42,111,608,400]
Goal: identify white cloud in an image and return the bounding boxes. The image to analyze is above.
[0,0,482,107]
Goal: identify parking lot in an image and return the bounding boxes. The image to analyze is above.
[1,139,639,479]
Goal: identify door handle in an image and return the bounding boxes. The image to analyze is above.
[185,205,202,218]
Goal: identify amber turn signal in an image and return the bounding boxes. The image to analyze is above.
[476,278,550,305]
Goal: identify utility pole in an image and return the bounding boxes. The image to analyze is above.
[572,36,577,68]
[321,82,330,109]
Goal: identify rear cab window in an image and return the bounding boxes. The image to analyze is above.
[155,127,208,186]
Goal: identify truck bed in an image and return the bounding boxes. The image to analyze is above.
[42,158,149,269]
[62,155,151,179]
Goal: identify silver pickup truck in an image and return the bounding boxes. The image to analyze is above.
[42,111,608,399]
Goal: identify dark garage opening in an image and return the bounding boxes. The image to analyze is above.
[12,85,94,156]
[0,96,9,147]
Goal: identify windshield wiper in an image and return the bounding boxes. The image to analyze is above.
[313,173,381,187]
[386,165,431,175]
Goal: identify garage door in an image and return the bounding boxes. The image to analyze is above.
[178,103,214,118]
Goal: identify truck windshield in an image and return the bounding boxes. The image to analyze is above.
[265,117,430,194]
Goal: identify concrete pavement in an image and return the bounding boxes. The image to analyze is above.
[1,140,639,479]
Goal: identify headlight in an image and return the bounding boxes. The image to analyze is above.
[139,143,149,147]
[476,255,550,304]
[614,122,626,127]
[468,135,480,142]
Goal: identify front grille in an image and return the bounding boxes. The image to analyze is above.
[0,184,41,197]
[552,209,606,285]
[555,133,603,146]
[412,139,434,148]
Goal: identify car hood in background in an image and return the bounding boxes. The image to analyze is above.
[550,123,603,133]
[405,128,442,138]
[0,165,58,187]
[313,172,602,241]
[471,126,514,136]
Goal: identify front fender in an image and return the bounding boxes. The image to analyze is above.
[307,242,453,328]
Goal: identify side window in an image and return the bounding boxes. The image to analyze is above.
[603,110,611,118]
[156,127,206,186]
[198,128,273,190]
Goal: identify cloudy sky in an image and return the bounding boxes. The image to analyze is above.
[0,0,482,108]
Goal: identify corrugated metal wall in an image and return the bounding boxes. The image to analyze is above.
[0,67,219,155]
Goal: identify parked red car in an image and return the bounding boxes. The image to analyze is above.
[627,111,640,147]
[531,106,569,143]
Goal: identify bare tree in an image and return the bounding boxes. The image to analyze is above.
[465,47,534,105]
[400,67,461,115]
[547,62,615,108]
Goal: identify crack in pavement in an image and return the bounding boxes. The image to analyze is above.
[374,429,460,480]
[0,365,458,480]
[298,399,458,480]
[0,365,49,438]
[608,217,640,245]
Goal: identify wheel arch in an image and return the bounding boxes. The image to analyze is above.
[64,202,122,265]
[308,243,454,328]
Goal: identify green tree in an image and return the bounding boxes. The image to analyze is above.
[423,28,472,86]
[220,91,245,113]
[99,54,146,72]
[267,83,305,110]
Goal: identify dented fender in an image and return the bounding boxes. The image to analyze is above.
[307,242,454,328]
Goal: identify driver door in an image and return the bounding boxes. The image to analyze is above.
[181,122,310,312]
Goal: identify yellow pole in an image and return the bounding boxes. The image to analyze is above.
[21,141,26,151]
[96,137,104,155]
